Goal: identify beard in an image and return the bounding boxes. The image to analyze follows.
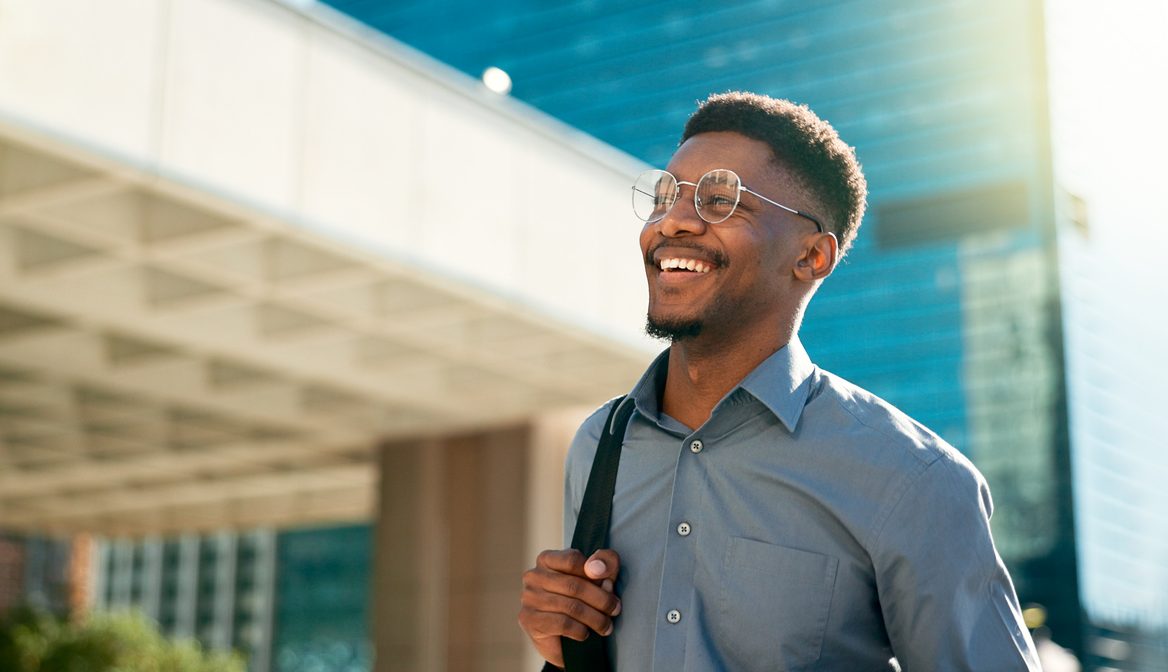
[645,313,704,341]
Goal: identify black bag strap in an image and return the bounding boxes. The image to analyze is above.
[559,396,634,672]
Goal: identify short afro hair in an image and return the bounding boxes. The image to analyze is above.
[681,92,867,256]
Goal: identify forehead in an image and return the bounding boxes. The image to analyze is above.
[665,131,779,183]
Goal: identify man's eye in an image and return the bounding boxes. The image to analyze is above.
[702,194,735,207]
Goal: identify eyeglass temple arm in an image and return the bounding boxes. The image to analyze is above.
[744,187,824,234]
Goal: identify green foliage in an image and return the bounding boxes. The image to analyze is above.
[0,606,245,672]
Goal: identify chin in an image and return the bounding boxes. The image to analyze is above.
[645,313,704,341]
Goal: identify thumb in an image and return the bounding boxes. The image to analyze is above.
[584,557,607,579]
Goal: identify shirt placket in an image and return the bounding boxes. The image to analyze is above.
[650,430,710,671]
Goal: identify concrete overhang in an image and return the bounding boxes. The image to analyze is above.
[0,0,656,535]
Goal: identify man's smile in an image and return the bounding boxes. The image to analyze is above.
[647,245,726,288]
[647,243,726,275]
[658,257,712,273]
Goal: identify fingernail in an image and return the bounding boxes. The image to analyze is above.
[585,559,606,576]
[601,578,614,593]
[603,622,614,636]
[612,600,622,617]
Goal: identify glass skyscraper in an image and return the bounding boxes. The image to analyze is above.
[318,0,1165,668]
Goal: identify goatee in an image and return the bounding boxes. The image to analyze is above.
[645,314,703,342]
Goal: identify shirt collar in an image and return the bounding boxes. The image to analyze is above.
[612,348,670,433]
[737,336,817,433]
[612,336,817,435]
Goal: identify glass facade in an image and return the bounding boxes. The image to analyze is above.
[94,531,278,670]
[321,0,1127,662]
[271,524,373,672]
[93,524,372,672]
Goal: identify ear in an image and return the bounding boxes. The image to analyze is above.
[793,232,838,282]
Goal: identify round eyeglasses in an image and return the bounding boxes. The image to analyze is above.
[631,168,823,233]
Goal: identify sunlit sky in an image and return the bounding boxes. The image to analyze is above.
[1046,0,1168,623]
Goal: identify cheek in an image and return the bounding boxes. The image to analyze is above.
[638,225,655,260]
[758,229,798,269]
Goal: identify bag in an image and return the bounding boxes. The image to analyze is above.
[556,397,634,672]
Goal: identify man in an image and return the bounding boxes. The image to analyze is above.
[518,92,1039,670]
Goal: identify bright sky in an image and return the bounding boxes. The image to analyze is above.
[1047,0,1168,625]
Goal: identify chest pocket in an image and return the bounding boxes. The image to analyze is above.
[714,537,838,671]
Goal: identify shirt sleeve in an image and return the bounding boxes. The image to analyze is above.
[561,400,613,548]
[561,464,575,549]
[872,452,1041,671]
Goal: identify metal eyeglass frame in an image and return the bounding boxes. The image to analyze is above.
[633,168,824,233]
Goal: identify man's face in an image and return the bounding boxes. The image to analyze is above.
[640,131,816,342]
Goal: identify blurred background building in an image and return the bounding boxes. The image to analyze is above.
[0,0,1165,671]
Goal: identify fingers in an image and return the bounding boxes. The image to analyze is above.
[519,547,624,666]
[536,548,587,575]
[529,592,615,637]
[523,558,622,619]
[517,587,601,668]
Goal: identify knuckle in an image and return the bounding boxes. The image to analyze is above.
[563,578,582,596]
[566,599,586,619]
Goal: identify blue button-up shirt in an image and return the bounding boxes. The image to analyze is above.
[563,338,1039,671]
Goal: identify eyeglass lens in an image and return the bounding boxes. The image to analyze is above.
[632,169,742,224]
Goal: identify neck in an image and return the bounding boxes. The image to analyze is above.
[661,318,797,430]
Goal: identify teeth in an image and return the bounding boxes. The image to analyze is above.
[657,258,712,273]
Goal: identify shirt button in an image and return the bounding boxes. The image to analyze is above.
[666,609,682,624]
[676,522,691,537]
[689,439,704,454]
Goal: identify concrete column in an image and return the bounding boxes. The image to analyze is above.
[175,534,199,638]
[375,436,448,672]
[374,411,592,672]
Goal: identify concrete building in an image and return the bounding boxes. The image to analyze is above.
[0,0,656,669]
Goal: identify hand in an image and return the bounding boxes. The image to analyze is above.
[518,548,622,667]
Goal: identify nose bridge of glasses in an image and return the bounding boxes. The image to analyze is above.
[666,179,707,223]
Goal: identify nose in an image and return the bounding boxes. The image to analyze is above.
[657,188,707,238]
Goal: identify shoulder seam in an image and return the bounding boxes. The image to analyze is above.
[830,386,942,467]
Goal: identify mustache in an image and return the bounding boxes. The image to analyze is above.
[644,241,730,268]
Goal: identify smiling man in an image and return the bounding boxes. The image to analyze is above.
[518,92,1040,671]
